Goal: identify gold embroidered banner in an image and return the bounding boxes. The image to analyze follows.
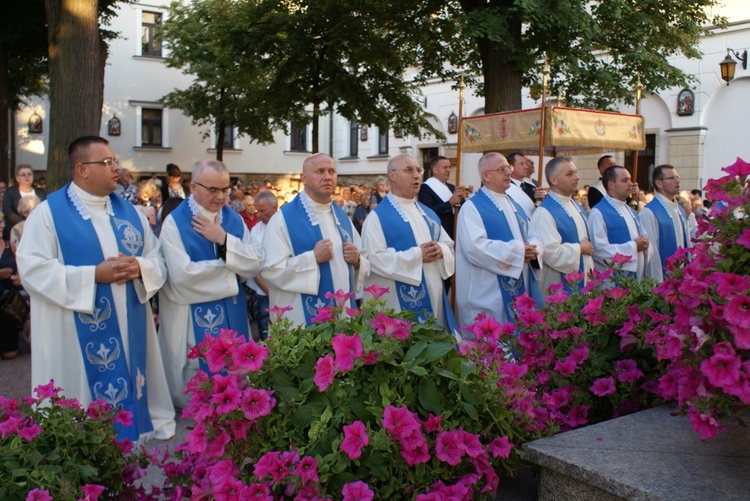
[461,106,645,155]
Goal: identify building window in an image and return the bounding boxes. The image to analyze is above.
[349,121,359,157]
[378,128,389,155]
[290,122,307,152]
[217,125,235,149]
[142,108,163,146]
[141,11,162,57]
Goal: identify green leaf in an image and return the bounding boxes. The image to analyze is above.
[422,342,456,363]
[403,341,428,363]
[462,402,479,420]
[418,379,445,414]
[435,368,459,381]
[408,365,429,376]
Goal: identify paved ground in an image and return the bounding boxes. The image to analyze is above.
[0,334,538,499]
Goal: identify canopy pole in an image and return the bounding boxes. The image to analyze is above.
[450,74,466,312]
[537,59,550,186]
[632,74,643,183]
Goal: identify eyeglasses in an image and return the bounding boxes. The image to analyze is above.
[392,166,424,175]
[486,166,513,174]
[659,176,680,181]
[81,158,119,168]
[193,181,232,195]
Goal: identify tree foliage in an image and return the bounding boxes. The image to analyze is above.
[0,0,48,181]
[161,0,469,153]
[458,0,726,113]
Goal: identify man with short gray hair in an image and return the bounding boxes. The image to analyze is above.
[247,190,279,340]
[456,153,543,327]
[530,157,593,294]
[361,154,455,329]
[158,159,264,408]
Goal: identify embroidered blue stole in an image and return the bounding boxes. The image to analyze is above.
[471,189,543,321]
[280,194,356,325]
[595,197,644,278]
[48,184,152,442]
[170,199,249,366]
[645,197,688,269]
[373,196,458,333]
[539,194,589,292]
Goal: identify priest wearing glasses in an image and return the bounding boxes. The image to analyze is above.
[158,159,264,408]
[18,136,176,442]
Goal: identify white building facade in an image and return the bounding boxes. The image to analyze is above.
[13,0,750,192]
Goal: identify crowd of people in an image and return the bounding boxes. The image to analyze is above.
[4,135,707,442]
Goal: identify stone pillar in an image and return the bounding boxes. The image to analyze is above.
[665,127,707,191]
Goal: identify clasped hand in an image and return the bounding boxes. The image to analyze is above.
[95,253,141,285]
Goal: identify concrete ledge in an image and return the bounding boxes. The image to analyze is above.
[523,405,750,501]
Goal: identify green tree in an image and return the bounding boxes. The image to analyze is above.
[457,0,725,113]
[160,0,286,161]
[0,0,48,182]
[162,0,468,153]
[44,0,128,190]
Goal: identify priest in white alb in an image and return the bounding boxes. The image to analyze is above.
[159,159,263,408]
[361,154,456,329]
[588,165,652,278]
[530,157,594,294]
[261,153,368,327]
[455,153,544,327]
[18,136,175,442]
[640,164,693,283]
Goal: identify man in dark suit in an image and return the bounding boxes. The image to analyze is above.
[587,155,617,209]
[418,156,465,238]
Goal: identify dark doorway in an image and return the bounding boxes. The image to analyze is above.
[421,147,439,180]
[624,133,656,191]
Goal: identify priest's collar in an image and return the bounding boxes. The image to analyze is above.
[655,192,678,207]
[605,195,628,208]
[548,190,572,203]
[385,192,425,223]
[187,194,223,224]
[68,182,114,220]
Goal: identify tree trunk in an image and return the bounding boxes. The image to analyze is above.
[0,45,9,183]
[478,39,523,114]
[44,0,106,191]
[216,118,225,161]
[311,100,320,154]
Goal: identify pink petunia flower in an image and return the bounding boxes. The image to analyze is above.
[34,380,60,400]
[435,430,464,465]
[325,289,356,307]
[609,253,632,265]
[17,420,42,441]
[331,333,363,372]
[26,489,53,501]
[266,304,293,322]
[311,307,336,324]
[737,228,750,249]
[700,353,741,389]
[382,405,421,439]
[341,481,374,501]
[553,357,577,376]
[293,456,319,485]
[363,283,390,299]
[423,413,442,433]
[79,484,105,501]
[240,388,276,421]
[247,483,272,500]
[230,340,268,373]
[687,408,725,440]
[400,436,430,465]
[114,410,133,427]
[370,313,412,340]
[458,429,484,458]
[489,436,513,458]
[228,419,252,440]
[340,421,369,460]
[313,355,336,392]
[254,451,290,485]
[0,413,23,438]
[206,428,231,458]
[590,377,616,397]
[725,295,750,329]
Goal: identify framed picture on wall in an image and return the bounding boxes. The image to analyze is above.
[677,88,694,116]
[108,116,121,136]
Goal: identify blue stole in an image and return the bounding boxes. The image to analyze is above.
[373,195,458,333]
[595,197,644,278]
[644,197,688,269]
[170,198,249,367]
[48,184,152,442]
[280,193,356,325]
[471,189,543,321]
[539,193,589,292]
